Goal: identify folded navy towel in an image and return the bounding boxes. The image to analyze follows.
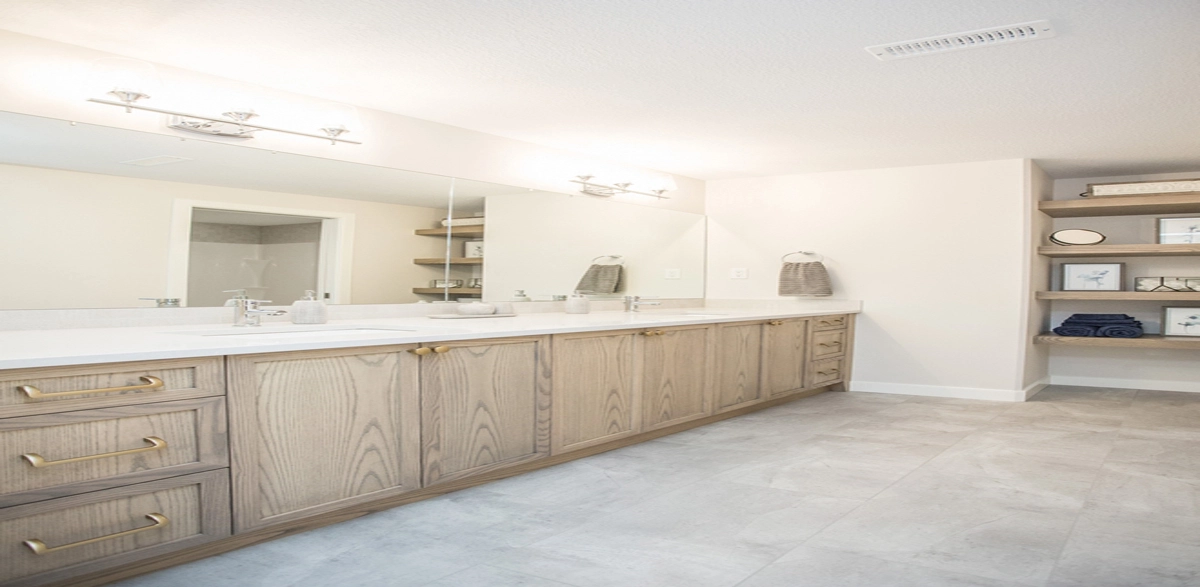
[1070,314,1133,321]
[1097,325,1143,338]
[1053,325,1098,337]
[1064,319,1141,327]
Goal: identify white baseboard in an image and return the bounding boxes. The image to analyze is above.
[1023,378,1050,400]
[1049,375,1200,394]
[849,380,1027,402]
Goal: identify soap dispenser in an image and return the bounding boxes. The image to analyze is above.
[565,291,590,314]
[291,290,328,324]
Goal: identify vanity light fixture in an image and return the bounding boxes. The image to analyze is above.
[571,175,672,199]
[86,59,362,145]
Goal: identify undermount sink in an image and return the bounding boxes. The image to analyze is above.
[168,325,420,339]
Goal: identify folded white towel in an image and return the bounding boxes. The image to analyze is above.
[440,217,486,227]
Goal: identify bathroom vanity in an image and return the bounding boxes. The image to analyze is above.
[0,308,855,586]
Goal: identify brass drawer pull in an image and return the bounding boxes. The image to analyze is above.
[22,436,168,468]
[819,319,845,327]
[24,513,169,555]
[642,330,665,336]
[767,320,783,326]
[433,346,451,353]
[818,342,842,347]
[818,368,840,376]
[18,376,164,399]
[409,347,432,356]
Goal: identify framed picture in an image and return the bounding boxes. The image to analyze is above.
[464,240,484,258]
[1061,263,1124,291]
[1162,307,1200,337]
[1158,217,1200,244]
[1135,277,1200,292]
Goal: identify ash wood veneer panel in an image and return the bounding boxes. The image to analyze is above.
[763,318,810,397]
[0,470,230,587]
[227,346,421,533]
[0,358,224,419]
[640,325,714,431]
[713,322,765,412]
[551,330,640,453]
[0,397,227,508]
[421,336,552,486]
[810,329,847,360]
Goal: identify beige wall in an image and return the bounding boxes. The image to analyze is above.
[706,159,1031,401]
[1022,161,1053,392]
[0,30,705,215]
[0,163,448,309]
[482,193,706,300]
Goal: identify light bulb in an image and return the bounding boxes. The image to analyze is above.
[89,58,161,111]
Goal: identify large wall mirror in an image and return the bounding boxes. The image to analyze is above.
[0,110,706,310]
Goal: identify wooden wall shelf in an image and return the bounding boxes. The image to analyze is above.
[412,288,483,295]
[1035,333,1200,350]
[414,226,484,237]
[1038,244,1200,258]
[413,257,483,265]
[1039,193,1200,218]
[1036,291,1200,301]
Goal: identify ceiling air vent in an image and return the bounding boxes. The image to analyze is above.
[866,20,1055,60]
[119,155,192,167]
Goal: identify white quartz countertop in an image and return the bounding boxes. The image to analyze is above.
[0,304,860,370]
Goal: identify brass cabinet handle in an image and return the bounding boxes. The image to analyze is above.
[24,513,169,555]
[18,376,164,400]
[767,320,783,326]
[819,319,844,327]
[432,346,451,353]
[642,330,658,336]
[408,347,433,356]
[22,436,168,468]
[818,342,842,347]
[818,369,840,376]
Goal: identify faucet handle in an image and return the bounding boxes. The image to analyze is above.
[223,289,249,299]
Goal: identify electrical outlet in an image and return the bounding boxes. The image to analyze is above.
[664,268,682,279]
[729,268,748,279]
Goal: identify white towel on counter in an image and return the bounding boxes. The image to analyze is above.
[440,217,486,227]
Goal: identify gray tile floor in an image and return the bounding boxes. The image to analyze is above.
[115,386,1200,587]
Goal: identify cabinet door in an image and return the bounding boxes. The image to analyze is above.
[421,336,551,486]
[713,322,766,412]
[228,346,421,533]
[551,330,639,454]
[763,318,810,397]
[641,325,714,431]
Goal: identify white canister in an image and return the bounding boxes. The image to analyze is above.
[565,293,590,314]
[290,290,329,324]
[458,302,497,316]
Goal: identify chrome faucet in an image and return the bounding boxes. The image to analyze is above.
[225,290,287,326]
[624,295,661,312]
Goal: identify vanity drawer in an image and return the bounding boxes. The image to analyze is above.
[812,314,849,331]
[0,470,230,587]
[0,398,228,508]
[810,330,847,359]
[0,357,224,419]
[809,358,845,387]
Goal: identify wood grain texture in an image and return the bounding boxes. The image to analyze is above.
[1034,333,1200,350]
[227,346,421,533]
[1038,244,1200,257]
[0,398,227,508]
[551,330,640,454]
[1038,192,1200,218]
[810,329,847,360]
[0,470,230,587]
[53,387,837,587]
[414,226,485,237]
[0,358,224,419]
[763,318,809,397]
[640,324,714,431]
[812,314,849,331]
[809,357,845,387]
[421,336,552,485]
[831,315,856,392]
[713,322,765,413]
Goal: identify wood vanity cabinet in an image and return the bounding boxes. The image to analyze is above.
[419,336,551,486]
[226,346,422,533]
[713,322,766,412]
[640,325,714,431]
[551,330,640,454]
[762,318,811,397]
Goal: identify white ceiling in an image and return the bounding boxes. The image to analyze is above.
[1,0,1198,180]
[0,111,525,209]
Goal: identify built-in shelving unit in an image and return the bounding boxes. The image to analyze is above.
[1038,192,1200,218]
[1035,190,1200,350]
[413,257,483,265]
[411,223,485,300]
[413,226,485,237]
[1035,333,1200,350]
[411,287,483,295]
[1036,291,1200,301]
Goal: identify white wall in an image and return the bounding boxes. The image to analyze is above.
[0,163,448,309]
[483,193,707,300]
[706,159,1031,401]
[1047,170,1200,393]
[0,30,704,214]
[1022,161,1052,392]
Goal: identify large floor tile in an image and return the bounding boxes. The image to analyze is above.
[737,545,1027,587]
[423,564,579,587]
[1047,531,1200,587]
[1085,466,1200,516]
[1105,436,1200,482]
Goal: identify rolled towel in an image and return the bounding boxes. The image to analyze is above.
[779,262,832,296]
[1070,313,1133,321]
[1064,319,1141,327]
[1053,325,1099,337]
[1097,324,1143,338]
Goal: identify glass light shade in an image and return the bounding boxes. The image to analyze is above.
[318,102,360,135]
[89,58,161,103]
